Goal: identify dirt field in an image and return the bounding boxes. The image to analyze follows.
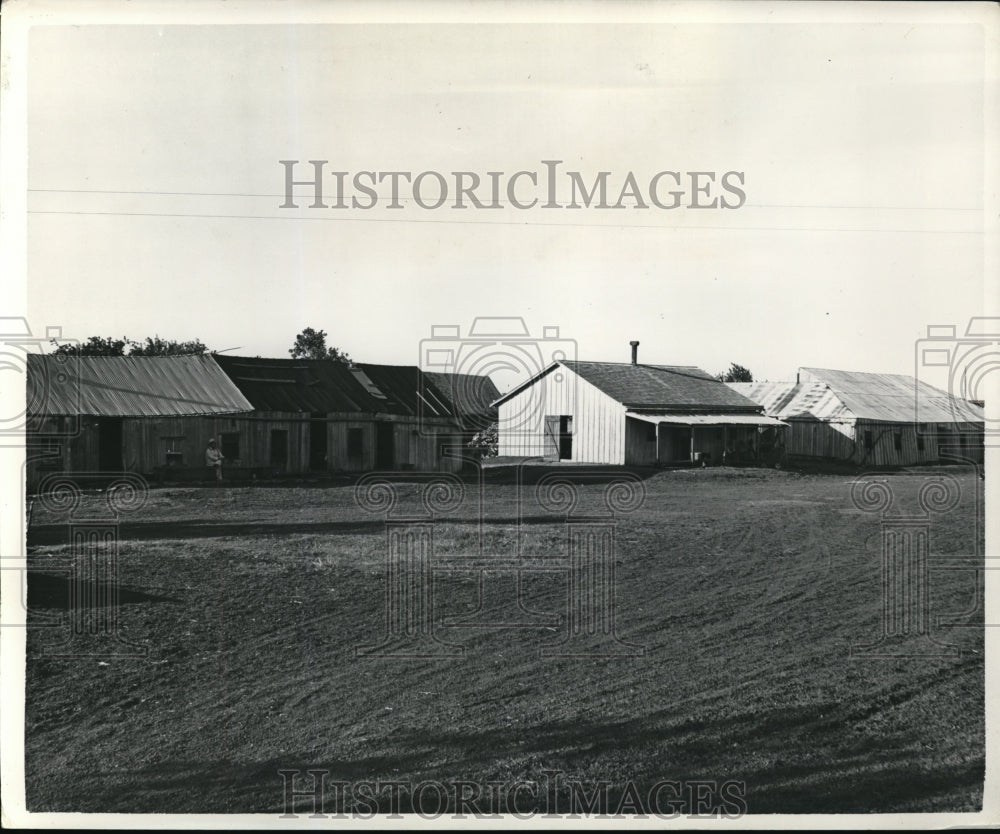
[24,465,985,815]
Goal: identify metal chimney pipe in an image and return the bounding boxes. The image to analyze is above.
[630,341,640,365]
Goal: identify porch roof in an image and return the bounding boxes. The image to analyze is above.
[626,412,788,427]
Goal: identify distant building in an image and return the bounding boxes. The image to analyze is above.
[25,354,500,487]
[729,367,985,467]
[493,343,786,466]
[213,356,499,474]
[25,354,254,490]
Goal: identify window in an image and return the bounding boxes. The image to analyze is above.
[161,436,185,466]
[864,430,873,451]
[893,431,902,452]
[220,432,240,461]
[916,424,925,452]
[347,427,364,457]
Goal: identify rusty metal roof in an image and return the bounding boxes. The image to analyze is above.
[27,354,253,417]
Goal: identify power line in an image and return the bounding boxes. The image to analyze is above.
[26,187,981,213]
[26,208,981,235]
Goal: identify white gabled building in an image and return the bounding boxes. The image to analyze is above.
[493,344,786,466]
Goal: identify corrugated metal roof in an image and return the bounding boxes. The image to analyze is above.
[353,364,425,416]
[27,354,254,417]
[562,361,762,410]
[727,380,853,422]
[214,356,497,420]
[214,355,394,413]
[799,367,985,424]
[627,412,787,427]
[730,371,985,425]
[423,372,501,423]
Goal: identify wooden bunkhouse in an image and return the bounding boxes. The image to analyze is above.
[25,354,254,490]
[728,367,986,468]
[212,356,499,474]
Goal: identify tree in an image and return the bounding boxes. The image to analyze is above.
[289,327,352,364]
[50,335,209,356]
[128,336,208,356]
[468,422,498,458]
[716,362,753,383]
[51,335,130,356]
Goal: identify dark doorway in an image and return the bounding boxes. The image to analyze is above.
[559,415,573,460]
[376,422,394,469]
[664,426,692,462]
[347,427,364,468]
[98,418,123,471]
[309,413,328,471]
[270,429,288,471]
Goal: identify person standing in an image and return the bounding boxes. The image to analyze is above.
[206,437,224,483]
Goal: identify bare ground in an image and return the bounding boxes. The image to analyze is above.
[23,465,985,815]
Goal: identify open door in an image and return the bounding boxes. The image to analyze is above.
[376,422,394,469]
[98,418,123,471]
[309,413,328,471]
[544,415,573,461]
[559,415,573,460]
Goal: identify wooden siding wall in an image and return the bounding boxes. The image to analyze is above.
[497,366,626,464]
[785,418,985,467]
[26,412,463,488]
[129,415,234,472]
[691,426,726,463]
[785,419,858,462]
[624,417,657,465]
[221,413,463,473]
[850,420,983,467]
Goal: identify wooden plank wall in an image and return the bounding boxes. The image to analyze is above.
[497,365,625,464]
[26,411,464,487]
[624,417,657,465]
[785,418,985,467]
[785,419,858,462]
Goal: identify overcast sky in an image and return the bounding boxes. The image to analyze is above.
[19,5,991,391]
